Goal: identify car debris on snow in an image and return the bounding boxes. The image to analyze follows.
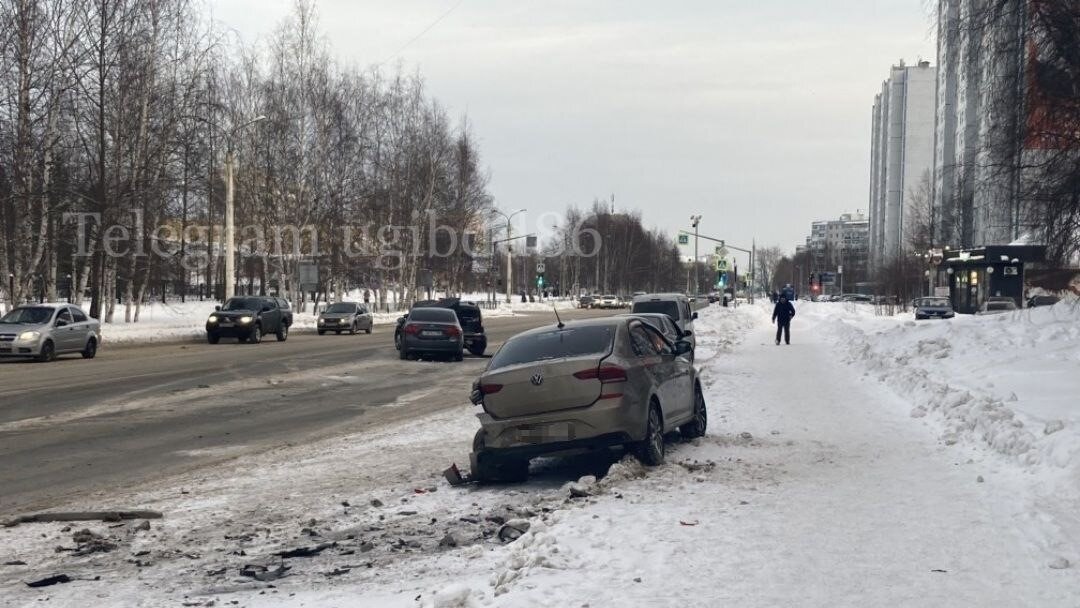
[2,510,163,528]
[496,519,531,543]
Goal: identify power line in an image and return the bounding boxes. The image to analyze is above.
[380,0,465,66]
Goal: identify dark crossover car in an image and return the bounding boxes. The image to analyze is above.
[0,304,101,362]
[914,297,955,320]
[395,298,487,356]
[318,302,373,335]
[398,307,464,361]
[468,316,703,482]
[206,296,292,344]
[1027,295,1060,308]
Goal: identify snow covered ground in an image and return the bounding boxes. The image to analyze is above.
[87,294,577,345]
[3,301,1078,607]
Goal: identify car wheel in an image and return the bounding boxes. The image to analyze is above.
[680,384,707,439]
[207,332,220,344]
[37,340,56,363]
[349,323,357,335]
[81,338,98,359]
[365,324,372,334]
[454,349,464,362]
[634,403,665,466]
[399,346,409,360]
[318,329,325,335]
[249,325,262,344]
[467,338,487,356]
[276,323,288,342]
[394,332,402,350]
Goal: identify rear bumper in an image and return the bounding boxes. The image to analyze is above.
[402,336,463,353]
[477,395,647,453]
[475,432,633,464]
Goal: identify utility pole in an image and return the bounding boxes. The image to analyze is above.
[749,239,755,304]
[690,215,702,295]
[222,115,266,301]
[493,208,526,304]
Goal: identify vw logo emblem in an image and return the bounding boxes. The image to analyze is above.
[530,372,544,386]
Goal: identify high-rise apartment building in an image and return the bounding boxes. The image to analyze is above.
[868,61,937,271]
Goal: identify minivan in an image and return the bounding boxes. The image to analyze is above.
[630,293,696,350]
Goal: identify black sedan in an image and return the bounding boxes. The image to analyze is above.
[914,297,955,320]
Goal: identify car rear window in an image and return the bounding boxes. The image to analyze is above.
[987,302,1015,310]
[489,326,615,370]
[408,308,456,322]
[632,300,679,319]
[919,298,950,307]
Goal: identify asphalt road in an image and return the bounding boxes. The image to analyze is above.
[0,307,611,515]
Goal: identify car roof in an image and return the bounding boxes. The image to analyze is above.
[632,293,688,302]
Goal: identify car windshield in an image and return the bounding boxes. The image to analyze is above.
[632,301,679,319]
[919,298,950,307]
[987,302,1016,311]
[603,295,617,299]
[489,326,615,370]
[408,308,456,323]
[223,298,264,311]
[325,303,355,313]
[0,307,54,324]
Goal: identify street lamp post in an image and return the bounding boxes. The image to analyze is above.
[223,115,267,301]
[690,215,702,295]
[492,208,526,304]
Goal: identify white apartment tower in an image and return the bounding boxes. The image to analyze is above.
[868,61,937,271]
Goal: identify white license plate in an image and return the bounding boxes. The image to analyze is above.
[517,423,571,444]
[422,330,442,337]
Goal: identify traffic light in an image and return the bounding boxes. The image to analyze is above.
[536,274,545,288]
[718,272,727,288]
[809,272,815,285]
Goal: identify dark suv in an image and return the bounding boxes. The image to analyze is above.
[394,297,487,356]
[206,296,293,344]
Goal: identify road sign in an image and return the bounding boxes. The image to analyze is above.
[536,262,546,274]
[714,244,727,255]
[678,234,689,245]
[837,265,844,274]
[716,258,728,271]
[819,271,836,286]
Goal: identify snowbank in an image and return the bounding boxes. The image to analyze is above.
[809,298,1080,496]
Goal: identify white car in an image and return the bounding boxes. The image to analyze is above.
[597,294,621,309]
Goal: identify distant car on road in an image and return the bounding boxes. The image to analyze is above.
[398,307,464,361]
[978,299,1018,315]
[1027,295,1060,308]
[394,298,487,356]
[468,316,703,482]
[206,296,292,344]
[596,294,621,309]
[0,304,100,362]
[578,295,595,309]
[914,297,955,320]
[318,302,373,335]
[630,293,696,351]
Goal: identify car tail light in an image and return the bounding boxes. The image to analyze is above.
[573,365,627,383]
[403,323,421,335]
[445,326,461,337]
[480,383,503,395]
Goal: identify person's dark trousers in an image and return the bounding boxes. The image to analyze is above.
[776,321,790,345]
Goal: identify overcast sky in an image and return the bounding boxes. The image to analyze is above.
[209,0,936,257]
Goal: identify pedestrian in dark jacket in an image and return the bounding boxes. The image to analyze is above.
[772,295,795,345]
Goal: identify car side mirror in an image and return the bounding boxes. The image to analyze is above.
[214,305,221,311]
[262,306,273,312]
[692,312,698,320]
[397,316,406,324]
[55,319,68,327]
[681,330,693,337]
[674,340,694,356]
